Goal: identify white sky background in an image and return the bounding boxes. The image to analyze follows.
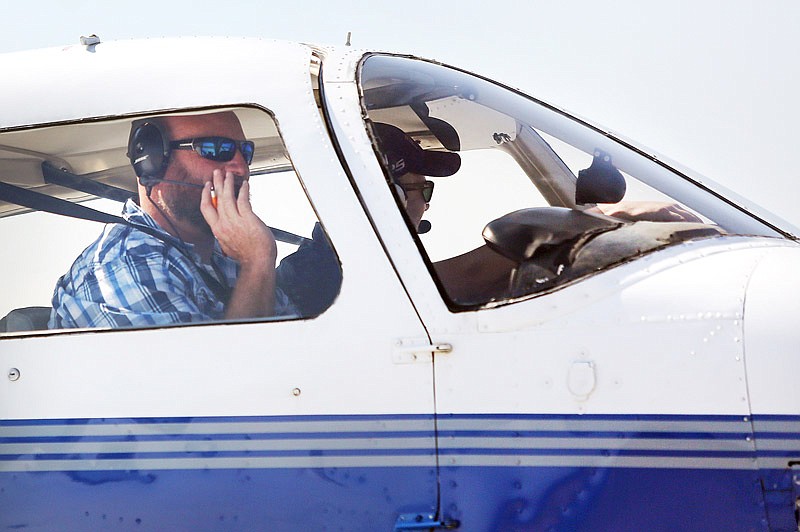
[1,0,796,229]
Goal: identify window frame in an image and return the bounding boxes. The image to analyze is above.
[0,104,341,337]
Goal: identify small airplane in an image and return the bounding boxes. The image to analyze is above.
[0,35,798,531]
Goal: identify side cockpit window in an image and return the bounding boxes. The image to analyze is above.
[0,107,341,336]
[358,55,778,310]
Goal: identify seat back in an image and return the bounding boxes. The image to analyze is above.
[0,306,51,332]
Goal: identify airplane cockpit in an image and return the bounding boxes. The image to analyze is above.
[0,49,787,334]
[358,54,779,307]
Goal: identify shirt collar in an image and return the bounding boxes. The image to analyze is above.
[120,198,230,264]
[121,199,184,246]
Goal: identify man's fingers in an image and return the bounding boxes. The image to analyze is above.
[237,180,253,214]
[211,170,230,213]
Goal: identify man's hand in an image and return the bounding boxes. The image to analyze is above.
[200,169,277,319]
[593,201,703,223]
[201,169,277,266]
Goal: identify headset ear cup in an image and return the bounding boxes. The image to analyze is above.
[127,120,170,186]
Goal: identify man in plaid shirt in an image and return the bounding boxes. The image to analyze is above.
[50,111,296,329]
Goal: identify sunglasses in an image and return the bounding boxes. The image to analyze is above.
[394,180,434,203]
[170,137,255,165]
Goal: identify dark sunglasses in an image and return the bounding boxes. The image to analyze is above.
[394,180,434,203]
[170,137,255,165]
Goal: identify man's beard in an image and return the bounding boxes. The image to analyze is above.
[169,189,211,233]
[156,166,212,235]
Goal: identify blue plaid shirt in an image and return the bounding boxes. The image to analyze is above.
[49,200,296,329]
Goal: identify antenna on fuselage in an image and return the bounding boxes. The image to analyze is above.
[345,32,352,46]
[80,34,101,53]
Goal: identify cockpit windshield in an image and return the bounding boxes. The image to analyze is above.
[358,54,780,308]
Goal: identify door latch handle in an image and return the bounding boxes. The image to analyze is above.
[392,342,453,364]
[394,513,459,530]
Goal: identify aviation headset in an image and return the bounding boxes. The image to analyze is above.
[127,119,172,189]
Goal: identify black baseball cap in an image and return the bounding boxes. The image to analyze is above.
[372,122,461,179]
